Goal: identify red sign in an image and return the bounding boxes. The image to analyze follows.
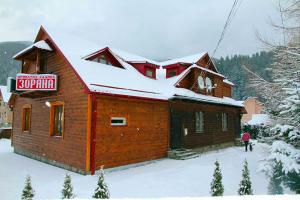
[16,74,57,91]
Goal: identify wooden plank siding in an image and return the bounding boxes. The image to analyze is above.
[94,95,169,169]
[170,100,240,149]
[12,42,89,172]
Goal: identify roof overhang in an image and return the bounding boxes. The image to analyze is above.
[13,40,53,60]
[170,95,245,109]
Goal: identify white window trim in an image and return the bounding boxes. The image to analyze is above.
[111,117,127,126]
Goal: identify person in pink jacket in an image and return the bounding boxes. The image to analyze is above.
[242,132,251,152]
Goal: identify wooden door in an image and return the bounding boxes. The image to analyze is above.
[170,113,182,149]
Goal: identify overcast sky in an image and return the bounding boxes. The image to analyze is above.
[0,0,283,60]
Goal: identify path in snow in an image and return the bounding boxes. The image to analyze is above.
[0,139,272,199]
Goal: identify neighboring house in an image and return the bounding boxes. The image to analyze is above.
[0,85,12,138]
[10,26,244,174]
[241,97,264,123]
[0,86,12,127]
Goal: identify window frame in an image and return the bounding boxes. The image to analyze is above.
[195,111,204,133]
[49,101,65,138]
[145,67,155,78]
[221,113,228,132]
[168,69,177,77]
[22,104,32,132]
[111,117,127,126]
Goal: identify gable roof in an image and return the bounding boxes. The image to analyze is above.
[0,86,12,103]
[13,40,53,60]
[13,26,242,107]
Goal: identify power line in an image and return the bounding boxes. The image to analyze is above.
[212,0,243,57]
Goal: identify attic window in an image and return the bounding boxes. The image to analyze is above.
[168,69,177,77]
[145,68,154,78]
[99,55,107,64]
[92,54,112,66]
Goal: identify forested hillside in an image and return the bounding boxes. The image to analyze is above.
[0,41,31,85]
[215,51,274,100]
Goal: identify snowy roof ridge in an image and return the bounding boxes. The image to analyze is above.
[13,40,52,59]
[0,86,12,103]
[223,79,235,86]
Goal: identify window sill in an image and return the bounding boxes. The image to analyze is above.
[22,130,30,133]
[50,135,63,139]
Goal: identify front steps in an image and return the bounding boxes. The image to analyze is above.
[168,149,199,160]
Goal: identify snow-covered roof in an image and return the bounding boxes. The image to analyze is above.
[160,52,207,66]
[13,40,52,59]
[0,86,12,103]
[223,79,235,86]
[108,48,160,66]
[171,88,244,107]
[247,114,272,125]
[13,26,242,108]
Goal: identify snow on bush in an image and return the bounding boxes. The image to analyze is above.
[259,141,300,175]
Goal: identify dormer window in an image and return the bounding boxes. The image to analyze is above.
[146,68,154,78]
[99,55,107,64]
[92,54,112,66]
[168,69,177,78]
[164,63,190,78]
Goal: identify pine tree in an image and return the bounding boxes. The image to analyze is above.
[238,160,253,195]
[93,167,110,199]
[268,162,284,194]
[210,160,224,196]
[21,175,34,200]
[61,174,74,199]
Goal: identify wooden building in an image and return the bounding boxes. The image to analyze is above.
[10,26,244,174]
[0,86,12,138]
[241,97,263,123]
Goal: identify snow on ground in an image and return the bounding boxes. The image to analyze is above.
[0,139,288,200]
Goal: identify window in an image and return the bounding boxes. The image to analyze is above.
[111,117,126,126]
[50,102,64,137]
[22,104,31,132]
[99,55,107,64]
[145,68,154,78]
[222,113,228,131]
[168,69,177,77]
[195,111,204,133]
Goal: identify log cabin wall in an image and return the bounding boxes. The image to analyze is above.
[223,84,232,97]
[94,95,169,169]
[12,38,89,172]
[170,100,241,149]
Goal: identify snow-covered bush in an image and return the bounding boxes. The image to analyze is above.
[210,161,224,196]
[93,167,110,199]
[61,174,74,199]
[270,125,300,147]
[268,161,284,194]
[21,175,34,200]
[238,160,253,195]
[260,141,300,194]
